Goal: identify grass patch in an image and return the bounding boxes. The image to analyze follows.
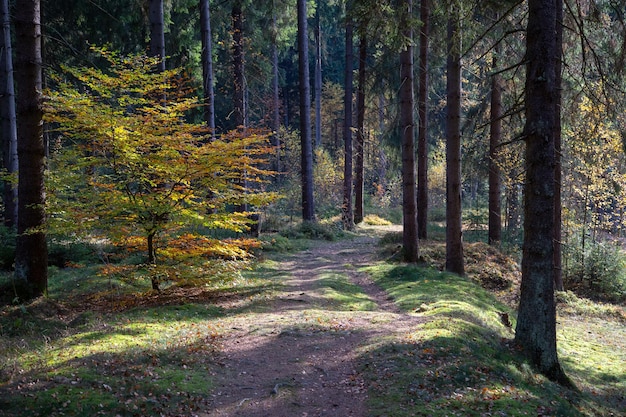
[359,263,624,417]
[0,262,278,417]
[317,273,378,311]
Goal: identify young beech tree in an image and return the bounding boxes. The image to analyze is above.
[45,49,276,291]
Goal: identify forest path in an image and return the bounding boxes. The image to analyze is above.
[202,226,425,417]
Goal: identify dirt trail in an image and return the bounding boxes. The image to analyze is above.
[203,229,424,417]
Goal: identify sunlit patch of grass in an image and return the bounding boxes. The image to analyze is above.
[317,273,378,311]
[358,263,619,417]
[362,214,393,226]
[0,295,228,416]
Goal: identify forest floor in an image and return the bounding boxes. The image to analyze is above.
[201,226,424,417]
[0,225,625,416]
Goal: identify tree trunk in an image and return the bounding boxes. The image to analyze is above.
[149,0,165,72]
[445,7,464,275]
[354,31,366,225]
[147,231,159,291]
[515,0,571,386]
[14,0,48,299]
[488,45,502,245]
[272,10,281,173]
[417,0,429,240]
[342,11,354,230]
[400,0,418,263]
[553,0,564,291]
[314,0,322,149]
[1,0,17,228]
[232,1,245,130]
[297,0,315,221]
[200,0,215,137]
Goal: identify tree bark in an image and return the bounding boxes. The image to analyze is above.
[149,0,165,72]
[488,45,502,245]
[232,1,245,130]
[553,0,564,291]
[417,0,429,240]
[400,0,418,263]
[200,0,215,137]
[314,0,322,149]
[445,6,464,275]
[515,0,571,386]
[147,231,159,291]
[14,0,48,298]
[1,0,17,228]
[297,0,315,221]
[354,31,366,225]
[342,11,354,230]
[271,10,281,173]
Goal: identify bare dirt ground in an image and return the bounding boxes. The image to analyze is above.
[202,228,425,417]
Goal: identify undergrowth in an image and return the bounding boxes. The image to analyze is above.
[361,263,625,417]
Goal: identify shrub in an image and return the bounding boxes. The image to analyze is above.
[564,234,626,303]
[280,221,338,241]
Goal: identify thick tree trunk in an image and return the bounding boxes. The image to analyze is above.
[342,13,354,230]
[354,31,366,225]
[488,47,502,245]
[14,0,48,298]
[1,0,17,228]
[445,8,464,275]
[515,0,571,386]
[200,0,215,137]
[314,0,322,149]
[232,1,245,130]
[400,0,418,263]
[297,0,315,221]
[554,0,564,291]
[149,0,165,72]
[417,0,429,240]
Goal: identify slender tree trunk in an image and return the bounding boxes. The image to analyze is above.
[400,0,418,263]
[147,231,159,291]
[200,0,215,137]
[14,0,47,299]
[417,0,429,240]
[149,0,165,72]
[272,9,281,173]
[342,11,354,230]
[515,0,572,386]
[1,0,17,228]
[314,0,322,149]
[488,44,502,245]
[297,0,315,221]
[445,6,464,275]
[232,1,245,130]
[354,31,366,225]
[554,0,564,291]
